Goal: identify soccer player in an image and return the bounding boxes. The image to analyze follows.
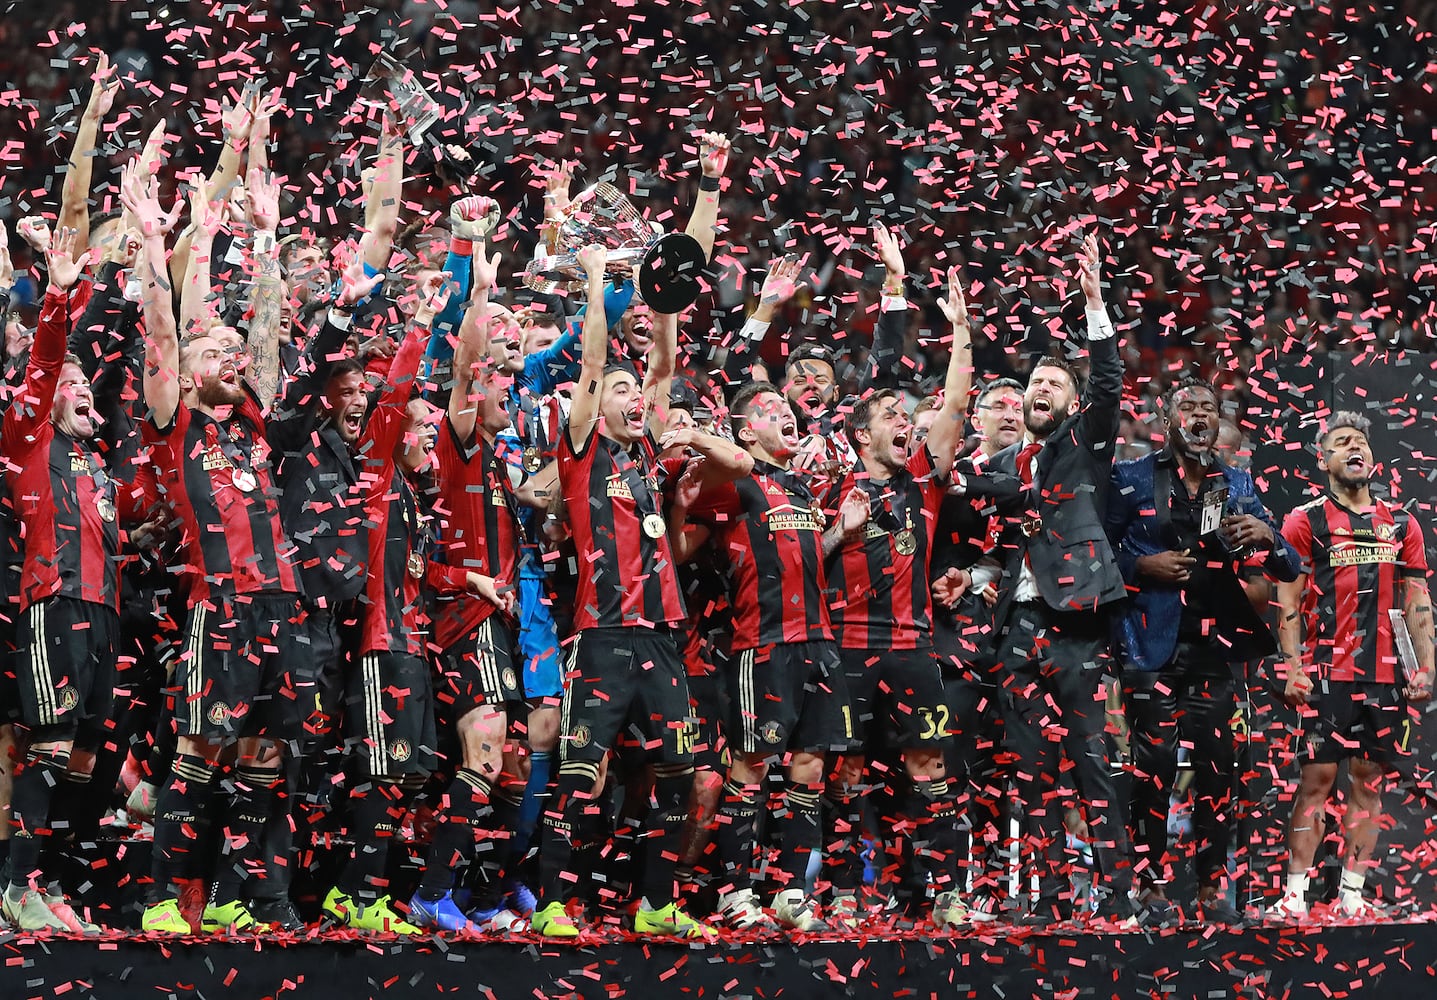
[531,244,751,939]
[676,382,851,932]
[320,274,450,935]
[0,230,139,931]
[126,164,308,934]
[820,265,974,928]
[1272,412,1434,919]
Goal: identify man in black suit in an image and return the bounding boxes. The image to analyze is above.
[984,233,1135,925]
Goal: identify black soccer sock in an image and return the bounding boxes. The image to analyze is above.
[466,782,521,911]
[212,765,282,907]
[639,766,693,907]
[338,778,409,902]
[151,753,221,900]
[776,781,823,893]
[538,762,599,905]
[417,768,491,901]
[822,786,866,894]
[712,779,763,895]
[9,745,68,890]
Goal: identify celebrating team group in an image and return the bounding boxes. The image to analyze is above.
[0,60,1431,940]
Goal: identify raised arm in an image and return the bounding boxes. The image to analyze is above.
[683,132,730,262]
[925,267,974,477]
[178,186,225,338]
[365,273,448,470]
[448,243,500,444]
[361,116,405,273]
[862,223,910,392]
[565,244,610,452]
[658,426,754,487]
[59,53,119,256]
[1074,231,1123,451]
[4,230,89,449]
[642,311,678,439]
[712,255,804,387]
[243,166,284,409]
[119,163,183,428]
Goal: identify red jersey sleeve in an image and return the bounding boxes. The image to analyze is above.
[1,290,68,459]
[1400,511,1428,579]
[1281,507,1314,576]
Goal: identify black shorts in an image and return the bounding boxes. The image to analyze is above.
[173,593,305,742]
[1301,679,1419,767]
[437,616,523,720]
[840,645,948,751]
[728,641,850,756]
[558,626,693,766]
[346,650,439,778]
[686,668,730,772]
[15,596,118,743]
[296,600,359,745]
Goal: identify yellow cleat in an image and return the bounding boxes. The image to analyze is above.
[321,888,422,935]
[141,899,192,934]
[200,899,256,934]
[531,900,580,939]
[633,901,715,940]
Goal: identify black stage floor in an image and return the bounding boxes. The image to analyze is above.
[2,918,1432,1000]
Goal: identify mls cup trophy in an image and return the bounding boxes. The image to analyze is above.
[523,182,708,313]
[359,52,443,145]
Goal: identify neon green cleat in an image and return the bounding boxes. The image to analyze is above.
[200,899,255,933]
[531,900,580,939]
[321,888,422,935]
[141,899,192,934]
[633,901,715,940]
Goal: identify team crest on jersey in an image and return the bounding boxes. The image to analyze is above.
[606,475,635,501]
[208,701,232,725]
[1375,521,1398,542]
[58,687,79,713]
[569,724,592,749]
[389,739,412,762]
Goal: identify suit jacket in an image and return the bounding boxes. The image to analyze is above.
[270,316,366,605]
[988,329,1127,620]
[1105,448,1300,672]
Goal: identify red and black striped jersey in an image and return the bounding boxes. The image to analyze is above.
[823,446,947,650]
[1,290,133,612]
[558,427,685,631]
[355,331,432,657]
[687,460,832,651]
[1282,493,1428,684]
[143,390,301,603]
[427,421,524,650]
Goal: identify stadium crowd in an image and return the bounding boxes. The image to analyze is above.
[0,1,1430,938]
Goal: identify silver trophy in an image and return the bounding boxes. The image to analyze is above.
[358,52,442,146]
[524,182,707,311]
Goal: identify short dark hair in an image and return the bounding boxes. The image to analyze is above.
[1319,410,1371,448]
[784,344,836,384]
[1162,374,1218,417]
[729,380,783,438]
[326,358,367,384]
[976,377,1024,406]
[1028,355,1081,394]
[912,394,941,418]
[846,388,903,449]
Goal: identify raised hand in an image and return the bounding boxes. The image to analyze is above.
[698,132,731,179]
[576,242,607,281]
[119,162,183,239]
[759,255,806,309]
[873,222,905,280]
[46,227,93,292]
[838,487,870,535]
[540,159,576,220]
[0,222,12,287]
[137,120,168,179]
[334,253,384,310]
[412,270,454,327]
[936,266,969,330]
[85,52,120,119]
[189,184,224,243]
[673,458,706,509]
[471,245,502,295]
[17,217,52,254]
[246,167,280,233]
[220,87,255,142]
[1077,230,1103,308]
[105,226,141,268]
[451,195,500,241]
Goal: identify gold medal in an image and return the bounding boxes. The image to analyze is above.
[642,513,667,539]
[407,552,426,579]
[895,529,917,556]
[523,445,542,474]
[231,469,258,493]
[95,496,116,523]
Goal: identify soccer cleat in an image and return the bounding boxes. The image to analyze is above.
[469,905,527,934]
[141,899,192,934]
[248,897,307,932]
[200,899,256,933]
[531,900,580,939]
[633,901,715,940]
[1266,890,1308,921]
[827,891,862,930]
[716,888,771,930]
[322,889,421,935]
[1337,894,1390,921]
[505,881,537,917]
[408,890,478,933]
[931,889,969,930]
[966,892,1003,924]
[41,888,100,934]
[3,885,68,932]
[125,780,159,823]
[772,889,828,932]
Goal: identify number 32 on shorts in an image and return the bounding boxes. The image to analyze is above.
[917,705,951,741]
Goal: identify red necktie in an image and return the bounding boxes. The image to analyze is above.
[1017,441,1042,492]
